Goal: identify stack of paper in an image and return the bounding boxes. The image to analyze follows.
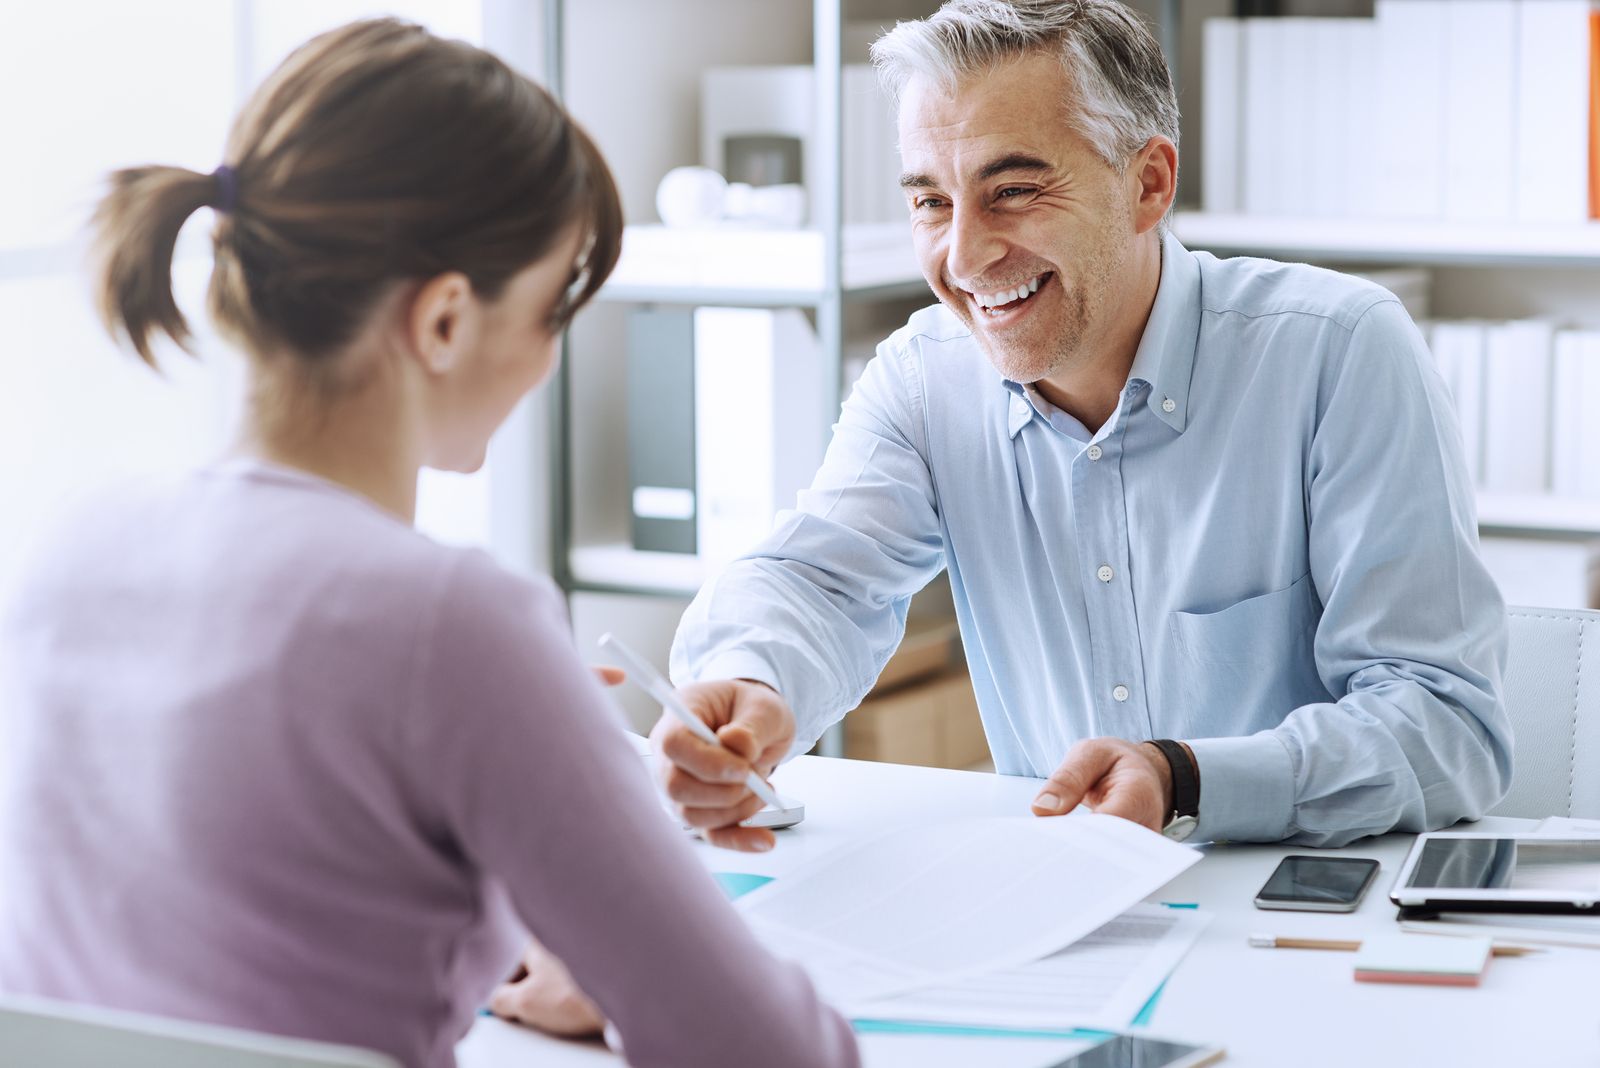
[734,812,1203,1025]
[1353,933,1491,986]
[855,903,1210,1031]
[1400,912,1600,950]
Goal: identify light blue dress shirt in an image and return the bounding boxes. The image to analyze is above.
[671,233,1511,846]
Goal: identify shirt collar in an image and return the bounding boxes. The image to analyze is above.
[1002,230,1201,439]
[1127,230,1200,434]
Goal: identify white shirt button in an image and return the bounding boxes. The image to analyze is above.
[1161,397,1177,414]
[1087,444,1103,461]
[1096,564,1114,583]
[1113,684,1130,702]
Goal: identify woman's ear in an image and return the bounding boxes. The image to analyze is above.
[405,271,475,375]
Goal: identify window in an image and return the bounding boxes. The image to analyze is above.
[0,1,514,614]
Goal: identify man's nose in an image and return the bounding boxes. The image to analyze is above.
[945,203,1006,288]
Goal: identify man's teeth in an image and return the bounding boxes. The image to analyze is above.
[975,275,1044,311]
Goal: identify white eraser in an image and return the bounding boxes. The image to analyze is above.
[1353,933,1491,986]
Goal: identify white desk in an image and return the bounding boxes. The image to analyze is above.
[458,754,1600,1068]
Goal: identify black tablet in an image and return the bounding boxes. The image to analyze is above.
[1391,833,1600,914]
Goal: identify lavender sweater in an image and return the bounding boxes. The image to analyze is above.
[0,461,856,1068]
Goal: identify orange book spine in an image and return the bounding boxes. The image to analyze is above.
[1589,9,1600,218]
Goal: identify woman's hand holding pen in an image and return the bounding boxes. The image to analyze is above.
[651,678,796,853]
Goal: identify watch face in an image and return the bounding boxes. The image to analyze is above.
[1162,815,1198,842]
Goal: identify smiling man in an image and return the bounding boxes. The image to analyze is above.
[658,0,1511,849]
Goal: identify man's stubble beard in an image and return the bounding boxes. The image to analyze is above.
[978,264,1098,388]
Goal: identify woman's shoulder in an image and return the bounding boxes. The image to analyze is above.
[424,546,568,661]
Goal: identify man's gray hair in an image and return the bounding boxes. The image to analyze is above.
[871,0,1180,172]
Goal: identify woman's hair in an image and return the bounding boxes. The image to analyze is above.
[92,18,622,369]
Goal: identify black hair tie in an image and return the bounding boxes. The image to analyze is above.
[210,164,238,214]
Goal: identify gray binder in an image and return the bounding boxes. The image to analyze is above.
[627,306,697,554]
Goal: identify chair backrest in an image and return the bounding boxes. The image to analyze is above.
[1489,606,1600,820]
[0,994,400,1068]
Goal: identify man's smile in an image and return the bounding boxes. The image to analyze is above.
[958,271,1055,322]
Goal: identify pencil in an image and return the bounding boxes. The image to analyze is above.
[1248,934,1540,958]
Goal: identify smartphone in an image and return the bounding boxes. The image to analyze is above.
[1253,855,1381,913]
[1045,1034,1225,1068]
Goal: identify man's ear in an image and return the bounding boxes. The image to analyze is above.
[1127,136,1178,236]
[406,271,474,375]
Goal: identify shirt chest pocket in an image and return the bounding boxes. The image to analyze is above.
[1169,571,1320,668]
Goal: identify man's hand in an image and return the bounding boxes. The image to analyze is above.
[1030,737,1177,832]
[650,678,796,853]
[488,940,604,1038]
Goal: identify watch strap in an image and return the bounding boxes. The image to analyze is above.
[1149,738,1200,821]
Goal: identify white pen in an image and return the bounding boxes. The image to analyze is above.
[597,633,783,810]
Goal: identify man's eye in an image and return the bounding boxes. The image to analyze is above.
[913,196,947,211]
[998,186,1033,199]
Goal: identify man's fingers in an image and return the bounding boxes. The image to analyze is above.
[716,720,760,762]
[704,824,777,853]
[657,719,754,786]
[1033,740,1118,815]
[659,762,749,807]
[1032,738,1169,831]
[679,790,766,831]
[651,679,796,784]
[648,680,797,846]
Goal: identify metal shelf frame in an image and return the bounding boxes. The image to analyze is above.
[543,0,856,755]
[1174,212,1600,271]
[547,0,851,605]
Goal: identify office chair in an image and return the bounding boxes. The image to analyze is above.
[0,994,399,1068]
[1489,606,1600,820]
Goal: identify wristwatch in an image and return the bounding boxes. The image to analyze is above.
[1148,738,1199,842]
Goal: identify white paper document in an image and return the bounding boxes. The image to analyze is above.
[735,812,1201,1006]
[855,904,1212,1030]
[1400,915,1600,950]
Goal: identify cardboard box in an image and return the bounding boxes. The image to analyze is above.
[845,668,990,771]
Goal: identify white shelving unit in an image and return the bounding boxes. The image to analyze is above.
[1175,211,1600,539]
[1476,494,1600,537]
[550,2,938,605]
[569,220,926,597]
[546,0,942,747]
[568,543,708,598]
[600,222,924,303]
[1174,212,1600,269]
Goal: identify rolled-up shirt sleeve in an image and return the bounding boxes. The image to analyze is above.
[1189,299,1511,846]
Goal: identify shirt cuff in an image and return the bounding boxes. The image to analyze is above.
[1185,732,1296,843]
[681,650,783,694]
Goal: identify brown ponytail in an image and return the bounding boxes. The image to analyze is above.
[91,18,622,372]
[92,166,222,366]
